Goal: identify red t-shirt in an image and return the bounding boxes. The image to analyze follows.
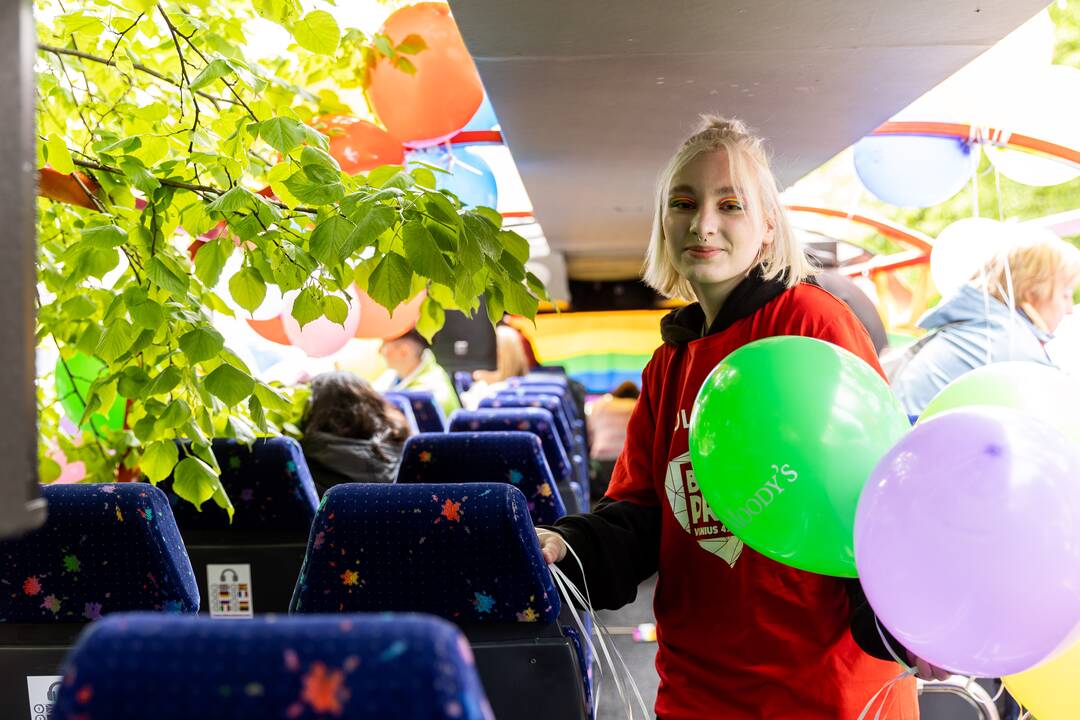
[607,283,918,719]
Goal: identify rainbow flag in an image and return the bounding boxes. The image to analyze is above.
[513,311,666,393]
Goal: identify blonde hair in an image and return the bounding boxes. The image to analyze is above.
[981,228,1080,306]
[642,115,812,301]
[474,325,529,384]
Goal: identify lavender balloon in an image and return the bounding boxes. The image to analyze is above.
[854,407,1080,677]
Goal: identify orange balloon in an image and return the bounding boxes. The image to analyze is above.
[368,3,484,147]
[324,118,405,174]
[355,287,425,340]
[248,316,291,346]
[38,168,101,210]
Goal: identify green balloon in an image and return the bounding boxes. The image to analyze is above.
[55,353,125,434]
[689,336,909,577]
[919,361,1080,444]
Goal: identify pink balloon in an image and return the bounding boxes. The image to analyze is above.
[282,289,362,358]
[48,445,86,484]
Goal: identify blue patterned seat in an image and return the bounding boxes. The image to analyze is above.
[160,439,319,615]
[397,432,567,525]
[53,612,492,720]
[290,482,590,719]
[386,394,420,435]
[454,370,474,396]
[505,380,578,418]
[447,409,576,502]
[0,484,198,622]
[291,483,558,622]
[161,438,319,532]
[387,390,447,433]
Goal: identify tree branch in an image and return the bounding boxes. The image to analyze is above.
[38,43,240,107]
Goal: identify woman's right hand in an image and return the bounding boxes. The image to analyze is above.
[536,529,567,565]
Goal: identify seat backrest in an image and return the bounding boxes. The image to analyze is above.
[387,390,447,433]
[498,384,579,423]
[54,612,493,720]
[0,484,198,621]
[291,482,560,624]
[527,367,567,379]
[448,409,572,483]
[161,438,319,532]
[482,394,576,455]
[397,432,566,524]
[454,370,474,395]
[386,394,421,435]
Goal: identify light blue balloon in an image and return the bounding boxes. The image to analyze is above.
[464,94,499,132]
[407,146,498,209]
[854,134,975,208]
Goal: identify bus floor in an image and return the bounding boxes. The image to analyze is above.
[596,574,660,720]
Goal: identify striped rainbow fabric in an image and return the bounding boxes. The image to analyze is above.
[512,311,666,393]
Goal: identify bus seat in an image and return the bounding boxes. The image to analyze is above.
[397,432,567,525]
[0,484,197,717]
[386,390,447,433]
[448,409,584,513]
[53,612,493,720]
[385,394,421,435]
[160,438,319,616]
[290,483,590,720]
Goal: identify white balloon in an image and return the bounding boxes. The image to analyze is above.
[983,65,1080,186]
[930,218,1013,297]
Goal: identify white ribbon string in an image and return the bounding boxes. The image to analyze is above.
[853,618,918,720]
[547,537,651,720]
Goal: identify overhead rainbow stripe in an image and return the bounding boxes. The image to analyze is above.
[512,311,666,393]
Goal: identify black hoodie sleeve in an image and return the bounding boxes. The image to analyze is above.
[538,496,661,611]
[846,579,906,663]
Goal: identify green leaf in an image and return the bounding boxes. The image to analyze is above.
[308,215,355,265]
[205,186,256,215]
[499,229,531,264]
[393,57,417,76]
[255,0,302,25]
[95,319,135,363]
[373,34,394,57]
[145,366,182,397]
[81,224,127,249]
[179,327,225,363]
[229,267,267,313]
[147,256,190,296]
[300,146,340,171]
[366,165,404,188]
[292,10,341,55]
[248,395,267,430]
[463,214,500,259]
[129,297,165,330]
[424,191,460,225]
[416,296,445,341]
[344,204,395,252]
[194,239,230,288]
[45,133,75,174]
[486,287,505,325]
[291,287,323,328]
[158,399,192,430]
[411,167,437,190]
[474,207,503,228]
[172,456,219,508]
[119,157,161,193]
[396,33,428,55]
[368,253,412,310]
[283,172,345,205]
[117,366,151,397]
[62,295,97,318]
[141,440,179,484]
[259,117,308,156]
[204,364,255,407]
[321,294,349,324]
[526,271,549,299]
[40,456,61,484]
[503,281,539,317]
[403,221,453,286]
[189,58,233,92]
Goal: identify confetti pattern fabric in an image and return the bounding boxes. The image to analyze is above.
[0,484,198,621]
[290,483,559,625]
[448,409,572,485]
[53,612,493,720]
[396,432,567,525]
[161,438,320,532]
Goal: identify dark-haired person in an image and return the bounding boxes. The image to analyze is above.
[300,371,412,494]
[374,329,460,417]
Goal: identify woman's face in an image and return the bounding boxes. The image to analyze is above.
[1031,273,1076,333]
[662,149,772,298]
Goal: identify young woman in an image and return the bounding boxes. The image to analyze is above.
[300,371,411,494]
[537,116,943,719]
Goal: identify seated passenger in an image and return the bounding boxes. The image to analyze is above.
[587,380,639,499]
[461,323,530,408]
[375,329,461,417]
[892,230,1080,416]
[300,371,410,494]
